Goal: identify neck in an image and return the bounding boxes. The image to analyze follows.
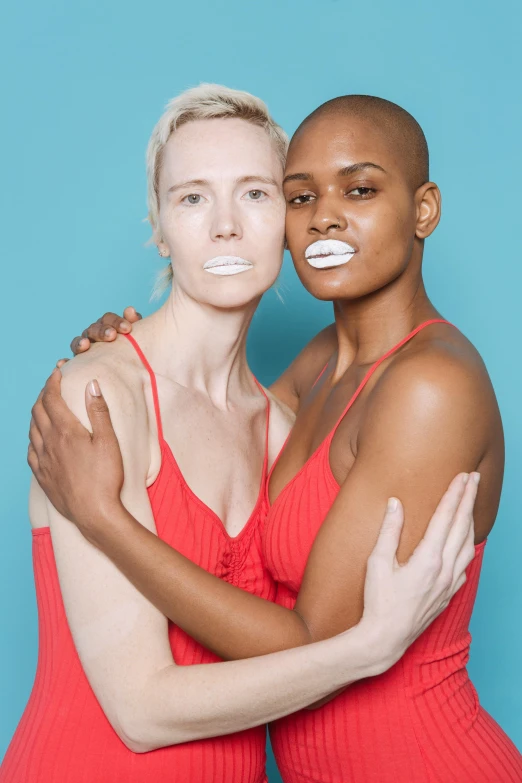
[331,268,440,380]
[139,288,260,408]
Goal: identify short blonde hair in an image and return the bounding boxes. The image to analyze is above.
[147,83,288,296]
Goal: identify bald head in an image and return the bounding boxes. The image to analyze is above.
[293,95,429,190]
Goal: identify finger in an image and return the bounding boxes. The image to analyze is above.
[41,368,66,421]
[29,416,44,455]
[27,442,39,475]
[449,511,477,585]
[368,498,405,564]
[71,336,90,355]
[92,312,129,340]
[31,391,51,433]
[86,380,115,440]
[418,473,469,552]
[441,473,479,569]
[81,319,118,344]
[41,369,86,432]
[123,306,142,323]
[56,358,69,368]
[453,573,467,593]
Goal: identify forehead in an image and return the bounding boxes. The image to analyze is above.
[286,114,404,178]
[161,118,283,183]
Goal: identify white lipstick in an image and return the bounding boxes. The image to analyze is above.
[203,256,254,276]
[304,239,356,269]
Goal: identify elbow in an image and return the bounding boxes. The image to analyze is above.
[113,712,156,753]
[113,705,184,753]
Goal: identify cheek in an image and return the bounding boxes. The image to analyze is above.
[284,210,308,254]
[249,202,286,248]
[159,207,208,252]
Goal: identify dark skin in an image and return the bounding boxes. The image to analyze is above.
[34,110,501,667]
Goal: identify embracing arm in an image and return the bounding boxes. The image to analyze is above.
[30,365,405,752]
[31,348,480,664]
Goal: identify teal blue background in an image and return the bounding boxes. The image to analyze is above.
[1,0,521,776]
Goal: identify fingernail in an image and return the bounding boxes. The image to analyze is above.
[105,328,114,337]
[120,321,129,331]
[462,473,469,485]
[472,472,481,485]
[89,380,101,397]
[387,497,398,512]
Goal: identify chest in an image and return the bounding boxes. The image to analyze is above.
[269,366,380,506]
[150,382,269,537]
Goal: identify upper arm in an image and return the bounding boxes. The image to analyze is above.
[45,363,175,742]
[269,324,337,413]
[295,352,487,641]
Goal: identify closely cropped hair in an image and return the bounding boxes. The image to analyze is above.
[147,84,288,297]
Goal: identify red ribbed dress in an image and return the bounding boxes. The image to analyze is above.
[264,321,522,783]
[0,334,273,783]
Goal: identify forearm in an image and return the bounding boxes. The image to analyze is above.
[88,503,311,659]
[125,621,384,751]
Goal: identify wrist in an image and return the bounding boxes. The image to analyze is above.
[341,617,400,680]
[77,498,127,549]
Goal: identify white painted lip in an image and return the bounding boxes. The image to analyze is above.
[305,239,356,269]
[203,255,254,276]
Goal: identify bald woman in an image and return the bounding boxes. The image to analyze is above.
[36,96,522,781]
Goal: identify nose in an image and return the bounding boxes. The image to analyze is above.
[308,195,347,235]
[211,197,243,242]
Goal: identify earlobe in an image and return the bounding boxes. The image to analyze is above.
[415,182,441,239]
[157,241,170,258]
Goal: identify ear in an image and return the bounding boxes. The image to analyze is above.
[415,182,441,239]
[156,238,170,258]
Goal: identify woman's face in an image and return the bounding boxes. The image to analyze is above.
[157,118,286,309]
[283,113,423,302]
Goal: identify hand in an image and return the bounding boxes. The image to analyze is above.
[28,369,124,533]
[56,307,142,368]
[359,472,479,673]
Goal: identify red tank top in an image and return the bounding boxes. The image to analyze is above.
[264,320,522,783]
[1,334,274,783]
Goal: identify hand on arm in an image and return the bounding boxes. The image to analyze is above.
[27,364,473,750]
[29,362,478,668]
[55,307,142,367]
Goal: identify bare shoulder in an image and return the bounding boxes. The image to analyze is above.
[60,337,140,394]
[363,324,502,453]
[58,337,146,424]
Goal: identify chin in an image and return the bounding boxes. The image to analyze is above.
[294,265,358,301]
[203,282,268,310]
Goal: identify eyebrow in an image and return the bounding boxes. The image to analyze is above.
[283,162,386,185]
[167,175,279,194]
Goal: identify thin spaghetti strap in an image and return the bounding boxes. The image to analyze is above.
[312,362,329,389]
[123,333,164,442]
[253,378,271,478]
[326,318,454,444]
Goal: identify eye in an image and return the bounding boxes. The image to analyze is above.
[246,189,267,201]
[288,193,315,205]
[347,187,376,199]
[182,193,203,205]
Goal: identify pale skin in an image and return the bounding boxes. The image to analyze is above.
[29,116,479,752]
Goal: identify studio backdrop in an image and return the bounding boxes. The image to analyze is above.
[1,1,521,778]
